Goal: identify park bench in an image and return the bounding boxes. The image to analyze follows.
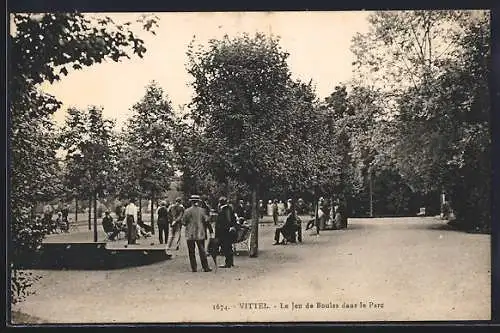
[232,220,252,254]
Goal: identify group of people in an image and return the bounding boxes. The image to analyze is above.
[169,194,241,272]
[305,197,347,232]
[103,198,156,243]
[40,203,71,234]
[100,194,346,272]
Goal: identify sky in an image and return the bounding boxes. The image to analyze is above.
[37,11,371,129]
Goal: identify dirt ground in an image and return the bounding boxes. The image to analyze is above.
[12,216,490,323]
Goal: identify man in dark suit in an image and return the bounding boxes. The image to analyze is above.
[215,196,237,268]
[102,210,121,241]
[273,203,300,245]
[156,201,170,244]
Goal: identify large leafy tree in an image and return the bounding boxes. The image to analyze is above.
[186,33,315,256]
[351,10,471,96]
[350,10,490,229]
[393,12,490,230]
[9,12,158,302]
[119,82,176,231]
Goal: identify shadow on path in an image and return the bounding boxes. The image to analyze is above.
[16,242,170,270]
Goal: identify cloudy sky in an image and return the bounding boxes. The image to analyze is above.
[38,11,371,129]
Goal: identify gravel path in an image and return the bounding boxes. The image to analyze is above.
[13,217,490,323]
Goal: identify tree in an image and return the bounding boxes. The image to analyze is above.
[119,82,176,232]
[9,12,158,282]
[393,11,490,230]
[350,10,490,230]
[186,33,316,256]
[60,106,118,241]
[351,10,471,96]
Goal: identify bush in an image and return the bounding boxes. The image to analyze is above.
[10,268,41,305]
[11,207,47,262]
[10,208,46,304]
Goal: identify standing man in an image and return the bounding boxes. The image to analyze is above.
[215,196,237,268]
[167,197,184,251]
[156,201,169,244]
[61,203,70,224]
[182,195,212,272]
[272,199,279,225]
[125,197,138,245]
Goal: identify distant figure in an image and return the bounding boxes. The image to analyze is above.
[55,212,68,233]
[156,201,169,244]
[272,199,279,225]
[244,201,252,220]
[318,197,327,230]
[115,201,125,222]
[125,198,138,245]
[167,197,184,251]
[297,198,306,214]
[61,204,70,224]
[258,200,266,219]
[234,200,245,219]
[181,195,212,272]
[286,199,293,214]
[216,196,237,268]
[43,203,54,226]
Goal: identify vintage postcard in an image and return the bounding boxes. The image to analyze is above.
[8,10,491,324]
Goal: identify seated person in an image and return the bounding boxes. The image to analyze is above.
[137,217,153,233]
[306,207,326,231]
[273,209,300,245]
[136,217,152,239]
[102,211,122,241]
[55,212,69,232]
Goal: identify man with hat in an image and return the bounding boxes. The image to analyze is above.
[215,196,238,268]
[156,201,170,244]
[181,195,213,272]
[167,197,184,251]
[102,210,122,241]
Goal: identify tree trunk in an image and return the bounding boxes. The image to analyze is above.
[150,191,155,235]
[88,195,92,230]
[249,186,259,257]
[138,197,142,223]
[342,196,348,229]
[75,197,78,223]
[369,168,373,218]
[93,191,98,242]
[330,196,335,229]
[314,192,319,235]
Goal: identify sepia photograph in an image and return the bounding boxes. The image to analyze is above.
[8,9,491,324]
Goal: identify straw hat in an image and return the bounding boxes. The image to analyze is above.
[189,195,201,202]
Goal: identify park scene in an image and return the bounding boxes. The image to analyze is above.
[9,11,491,323]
